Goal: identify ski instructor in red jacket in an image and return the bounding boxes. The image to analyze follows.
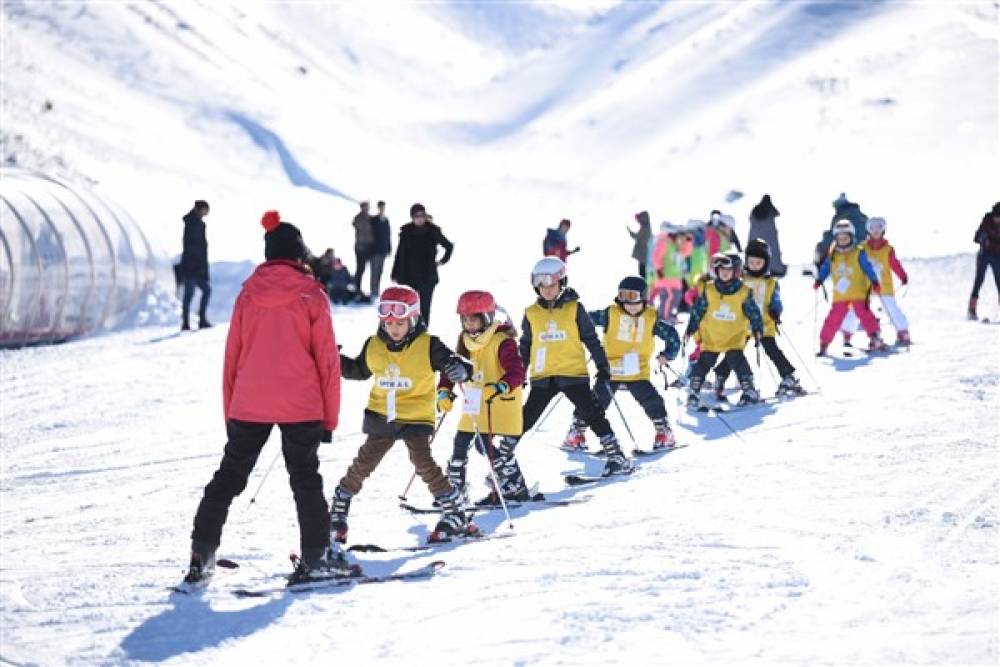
[184,210,342,585]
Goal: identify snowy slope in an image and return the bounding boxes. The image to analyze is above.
[2,1,997,268]
[1,254,997,665]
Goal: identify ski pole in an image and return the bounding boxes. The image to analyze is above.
[777,324,822,392]
[605,380,638,450]
[520,392,563,443]
[476,396,514,530]
[399,410,448,502]
[812,288,819,356]
[662,363,748,445]
[249,447,283,507]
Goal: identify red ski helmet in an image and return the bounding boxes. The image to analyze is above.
[456,290,497,332]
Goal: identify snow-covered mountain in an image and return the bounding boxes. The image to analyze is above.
[2,1,997,267]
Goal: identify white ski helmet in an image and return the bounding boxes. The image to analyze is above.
[833,220,855,243]
[531,256,568,290]
[866,217,886,236]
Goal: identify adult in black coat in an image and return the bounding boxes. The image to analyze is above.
[370,200,392,297]
[180,200,211,330]
[390,203,453,324]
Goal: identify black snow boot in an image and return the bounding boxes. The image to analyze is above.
[183,540,217,583]
[600,435,634,476]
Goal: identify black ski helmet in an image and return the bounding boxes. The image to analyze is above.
[745,238,771,276]
[616,276,647,304]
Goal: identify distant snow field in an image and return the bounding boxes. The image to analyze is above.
[1,254,997,665]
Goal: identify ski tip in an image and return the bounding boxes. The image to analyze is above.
[347,544,388,553]
[216,558,239,569]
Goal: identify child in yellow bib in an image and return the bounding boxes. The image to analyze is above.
[814,221,889,354]
[562,275,682,452]
[328,286,475,545]
[684,252,764,408]
[711,240,806,398]
[847,217,911,346]
[486,258,633,501]
[436,290,527,505]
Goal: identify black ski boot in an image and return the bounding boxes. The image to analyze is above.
[736,377,760,407]
[686,377,704,408]
[446,458,468,505]
[776,374,806,397]
[429,486,477,542]
[329,486,352,544]
[600,435,634,476]
[652,417,677,450]
[712,375,727,401]
[478,437,531,504]
[183,540,217,584]
[289,546,357,585]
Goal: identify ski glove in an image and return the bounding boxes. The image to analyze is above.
[596,367,612,386]
[444,359,469,383]
[812,281,822,290]
[769,309,782,324]
[437,389,455,413]
[485,381,510,403]
[321,430,333,443]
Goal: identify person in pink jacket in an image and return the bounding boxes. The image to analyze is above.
[184,210,342,586]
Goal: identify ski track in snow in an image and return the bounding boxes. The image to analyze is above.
[0,255,997,665]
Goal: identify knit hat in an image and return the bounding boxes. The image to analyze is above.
[261,210,305,261]
[745,238,771,276]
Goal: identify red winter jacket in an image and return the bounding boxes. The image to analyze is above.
[223,260,341,431]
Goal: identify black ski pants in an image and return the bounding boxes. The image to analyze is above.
[181,277,211,325]
[714,336,794,382]
[575,379,666,422]
[691,349,753,384]
[510,381,613,452]
[191,420,329,552]
[970,251,1000,301]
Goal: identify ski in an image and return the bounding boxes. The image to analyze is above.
[231,560,445,598]
[564,468,636,486]
[632,444,688,457]
[168,558,239,594]
[347,532,514,553]
[400,494,589,515]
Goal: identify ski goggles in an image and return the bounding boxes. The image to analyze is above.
[377,300,419,320]
[617,288,644,303]
[711,256,738,270]
[531,272,561,288]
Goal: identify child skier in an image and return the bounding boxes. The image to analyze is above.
[562,276,681,451]
[858,217,910,346]
[711,240,805,398]
[481,257,633,503]
[650,223,685,323]
[184,210,341,584]
[436,290,526,503]
[328,285,474,544]
[815,221,888,355]
[684,252,765,407]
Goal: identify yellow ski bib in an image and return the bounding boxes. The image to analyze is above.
[700,284,751,353]
[829,246,872,302]
[604,306,656,382]
[864,242,896,296]
[365,333,435,425]
[457,325,523,436]
[742,275,777,338]
[524,300,588,379]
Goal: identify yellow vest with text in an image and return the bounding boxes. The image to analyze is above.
[700,283,751,353]
[364,333,435,425]
[457,327,523,436]
[829,246,872,302]
[604,305,657,382]
[864,242,897,296]
[742,275,778,338]
[525,300,589,379]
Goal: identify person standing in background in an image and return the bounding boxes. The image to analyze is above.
[391,203,454,324]
[628,211,652,277]
[370,200,391,298]
[543,218,580,262]
[352,201,375,302]
[969,202,1000,320]
[748,194,786,277]
[180,200,212,330]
